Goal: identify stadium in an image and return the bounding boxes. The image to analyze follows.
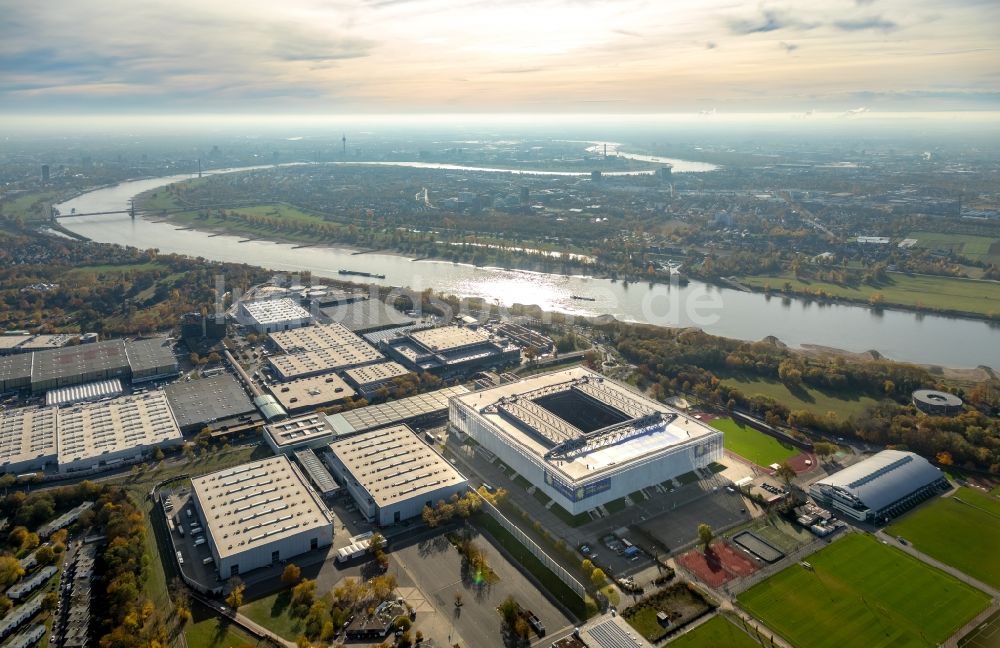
[449,367,723,514]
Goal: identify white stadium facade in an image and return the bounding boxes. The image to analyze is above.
[449,367,723,515]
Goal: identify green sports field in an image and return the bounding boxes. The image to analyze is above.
[737,271,1000,317]
[738,534,990,648]
[710,417,798,467]
[886,488,1000,590]
[668,615,761,648]
[721,375,877,419]
[908,231,1000,263]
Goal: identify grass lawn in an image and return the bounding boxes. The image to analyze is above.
[908,231,1000,263]
[669,615,761,648]
[738,534,990,648]
[626,608,663,641]
[605,498,627,514]
[721,374,878,420]
[710,418,798,467]
[548,502,593,527]
[886,488,1000,590]
[675,471,700,485]
[186,601,258,648]
[66,261,167,277]
[737,271,1000,318]
[241,589,304,641]
[629,490,648,502]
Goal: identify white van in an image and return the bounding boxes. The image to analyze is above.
[176,551,184,565]
[202,557,214,565]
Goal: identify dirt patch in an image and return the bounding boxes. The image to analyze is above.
[677,540,761,588]
[786,451,817,473]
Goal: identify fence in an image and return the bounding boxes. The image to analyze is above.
[473,491,587,599]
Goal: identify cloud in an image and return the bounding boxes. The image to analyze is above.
[705,41,718,49]
[779,41,799,53]
[841,106,870,116]
[728,9,818,35]
[833,15,898,31]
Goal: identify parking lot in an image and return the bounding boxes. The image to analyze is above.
[161,488,224,589]
[391,528,575,648]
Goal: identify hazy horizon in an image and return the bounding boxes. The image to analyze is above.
[3,0,998,119]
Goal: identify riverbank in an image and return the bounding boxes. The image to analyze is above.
[734,271,1000,323]
[133,196,685,285]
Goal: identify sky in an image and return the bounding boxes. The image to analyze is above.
[1,0,998,116]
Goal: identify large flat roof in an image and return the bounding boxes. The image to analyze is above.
[241,298,311,325]
[269,323,375,355]
[56,392,182,466]
[343,361,411,388]
[31,340,129,384]
[191,455,332,560]
[408,326,490,353]
[268,373,356,412]
[164,373,256,430]
[0,406,58,470]
[329,424,466,508]
[327,385,470,436]
[265,412,335,449]
[0,353,33,383]
[270,345,384,380]
[453,367,720,483]
[124,337,178,376]
[321,299,414,333]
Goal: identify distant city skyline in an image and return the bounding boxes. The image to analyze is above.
[2,0,998,116]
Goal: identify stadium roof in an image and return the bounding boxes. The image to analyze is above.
[812,450,944,513]
[453,367,719,482]
[326,385,469,436]
[328,424,465,508]
[191,456,332,560]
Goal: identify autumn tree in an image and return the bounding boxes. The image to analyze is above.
[698,523,714,553]
[775,462,797,487]
[225,581,245,610]
[282,563,302,586]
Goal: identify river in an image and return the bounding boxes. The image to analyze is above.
[55,167,1000,369]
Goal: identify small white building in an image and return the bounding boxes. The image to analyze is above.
[190,455,334,579]
[238,298,312,334]
[326,424,467,526]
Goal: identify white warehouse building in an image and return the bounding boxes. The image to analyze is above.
[237,298,312,334]
[326,424,467,526]
[449,367,723,515]
[190,456,334,579]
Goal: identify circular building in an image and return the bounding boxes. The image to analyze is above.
[912,389,963,416]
